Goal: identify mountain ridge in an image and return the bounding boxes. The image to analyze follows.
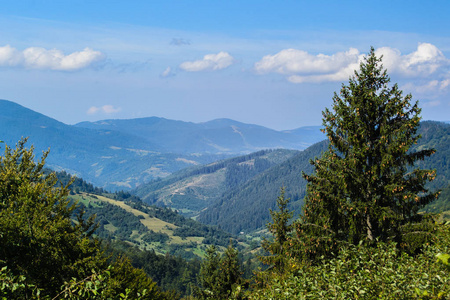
[75,116,324,154]
[0,99,324,190]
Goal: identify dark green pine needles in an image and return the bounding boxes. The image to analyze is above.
[299,48,439,256]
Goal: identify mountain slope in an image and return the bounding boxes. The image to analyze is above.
[134,149,300,217]
[197,121,450,234]
[197,141,328,234]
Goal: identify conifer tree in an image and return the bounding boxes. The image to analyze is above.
[217,241,241,297]
[299,48,439,252]
[194,245,221,299]
[194,243,242,300]
[260,187,293,271]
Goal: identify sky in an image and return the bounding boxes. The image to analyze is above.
[0,0,449,130]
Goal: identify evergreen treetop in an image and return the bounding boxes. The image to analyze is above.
[300,48,439,249]
[260,187,293,271]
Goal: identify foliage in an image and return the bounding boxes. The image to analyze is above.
[248,228,450,299]
[299,48,439,258]
[194,243,242,300]
[0,266,40,299]
[0,139,164,299]
[260,187,293,271]
[104,240,201,297]
[0,139,102,296]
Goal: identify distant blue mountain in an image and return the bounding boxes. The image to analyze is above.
[76,117,324,154]
[0,99,324,190]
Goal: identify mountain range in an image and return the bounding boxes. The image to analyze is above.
[0,99,324,190]
[76,118,322,154]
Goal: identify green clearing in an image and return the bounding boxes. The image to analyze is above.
[71,192,232,259]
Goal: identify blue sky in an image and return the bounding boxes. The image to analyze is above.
[0,0,449,130]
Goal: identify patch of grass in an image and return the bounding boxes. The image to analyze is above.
[69,193,103,208]
[104,223,118,233]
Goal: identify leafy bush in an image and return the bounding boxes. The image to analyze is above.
[249,234,450,299]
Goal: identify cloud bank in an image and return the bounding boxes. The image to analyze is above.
[254,43,450,84]
[0,45,105,71]
[87,105,122,115]
[179,52,235,72]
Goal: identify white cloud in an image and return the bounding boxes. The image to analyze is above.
[402,78,450,97]
[403,80,440,95]
[0,45,105,71]
[375,43,449,77]
[0,45,22,66]
[179,51,235,72]
[87,105,121,115]
[254,48,364,83]
[254,43,450,84]
[160,66,175,78]
[440,79,450,90]
[87,106,100,114]
[255,48,361,74]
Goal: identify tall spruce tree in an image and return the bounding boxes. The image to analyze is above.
[260,187,293,271]
[299,48,439,251]
[194,243,242,300]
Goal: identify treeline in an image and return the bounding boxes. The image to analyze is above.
[53,169,105,194]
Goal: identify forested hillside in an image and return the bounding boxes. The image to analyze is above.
[197,140,328,234]
[134,149,299,217]
[54,171,240,259]
[197,121,450,234]
[413,121,450,212]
